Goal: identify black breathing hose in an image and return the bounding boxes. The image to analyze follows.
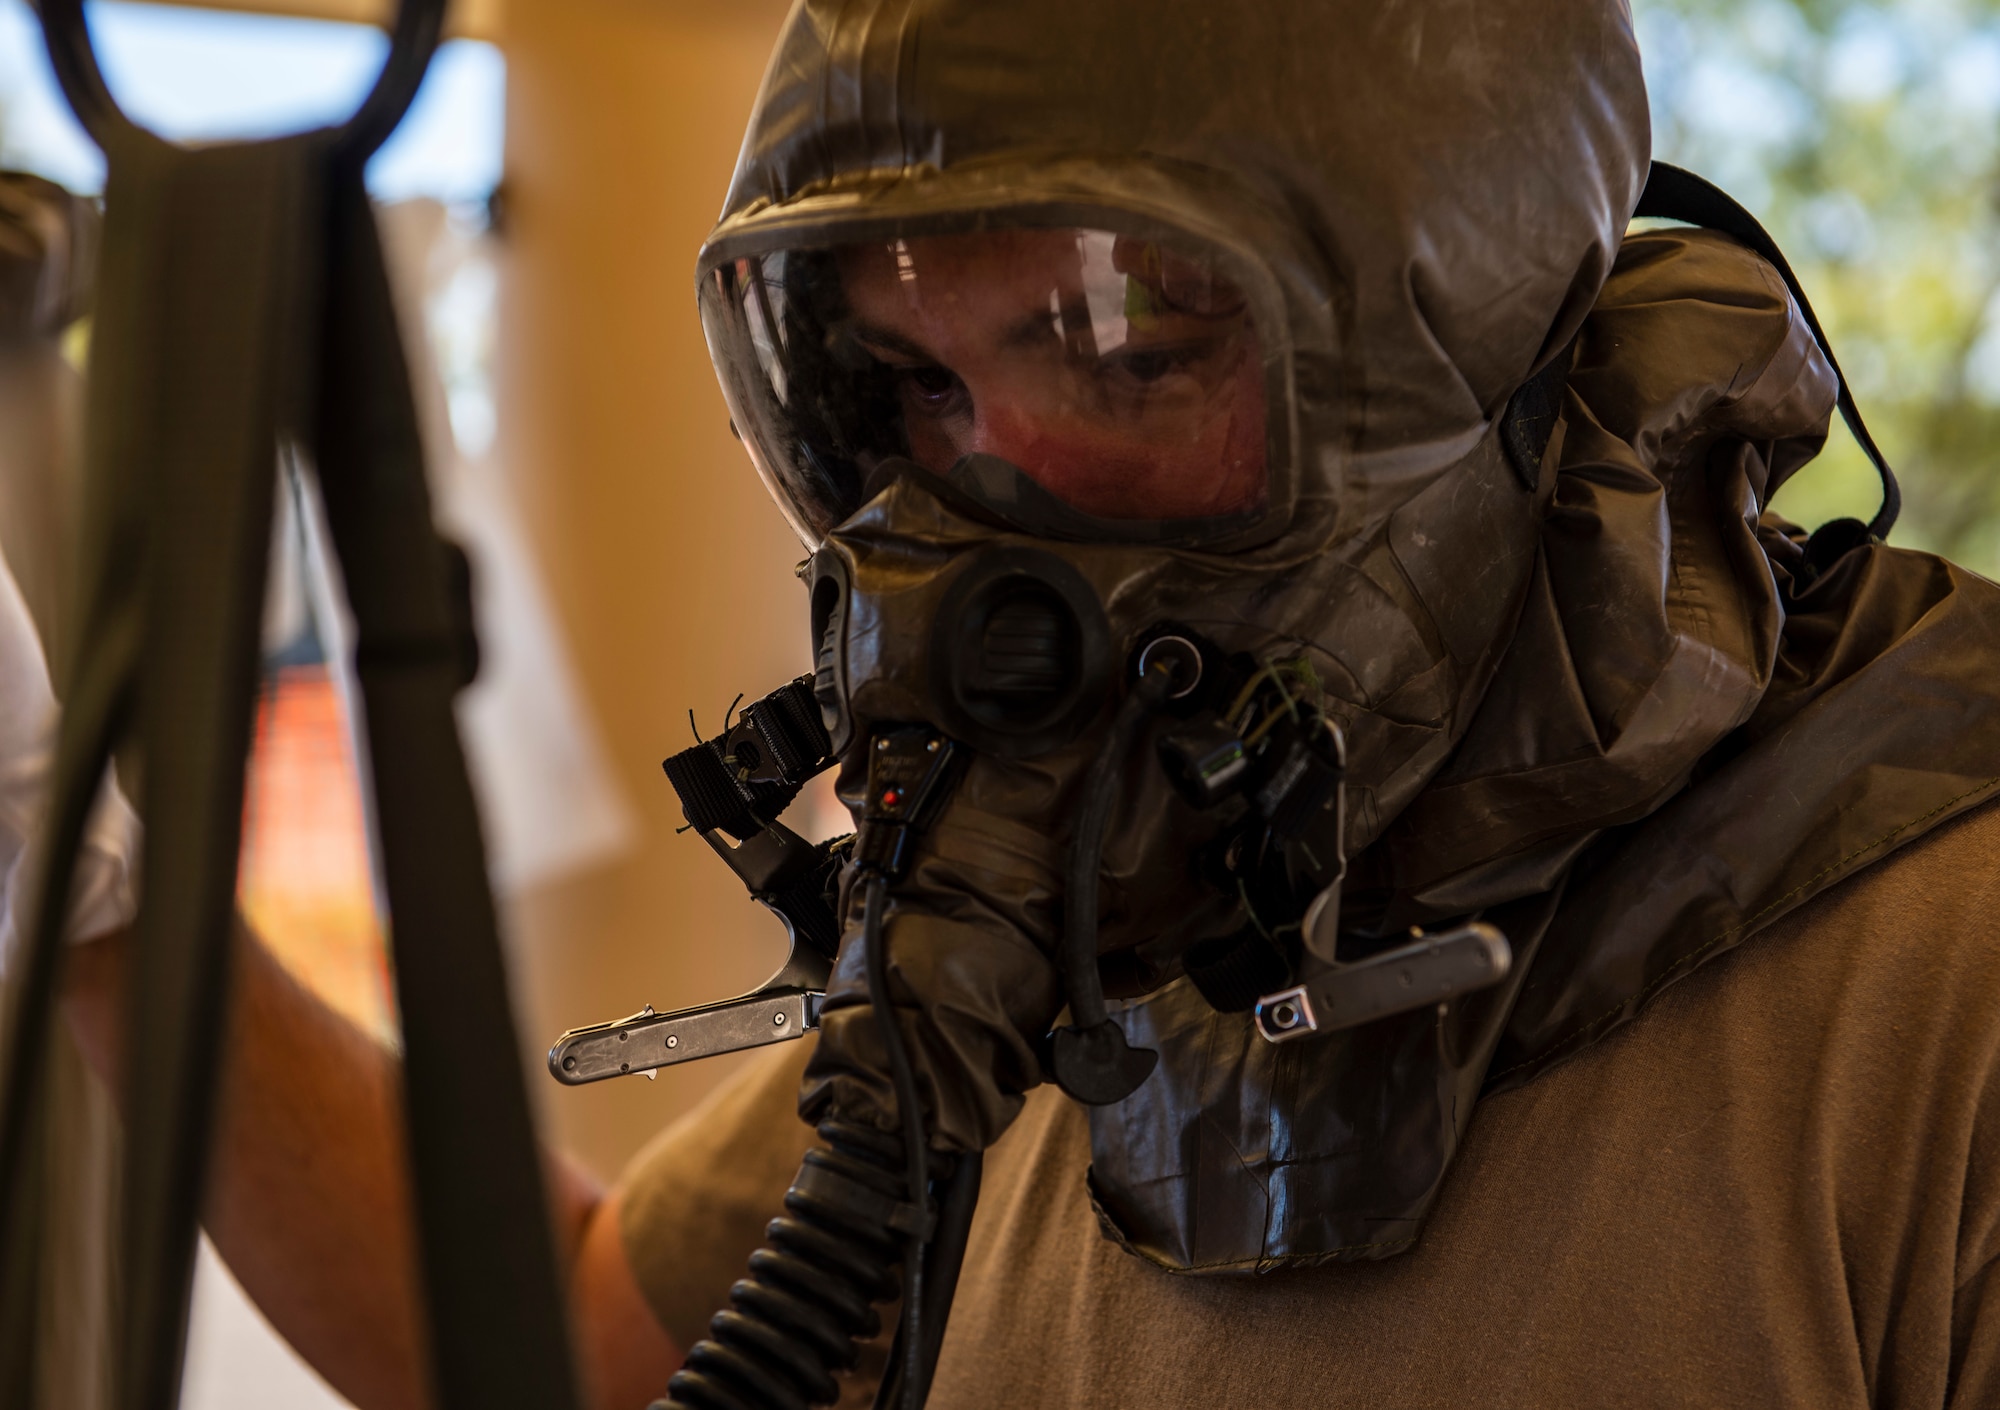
[658,869,953,1410]
[859,870,936,1406]
[660,664,1178,1406]
[659,1116,910,1410]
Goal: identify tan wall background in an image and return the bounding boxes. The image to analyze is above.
[495,0,806,1182]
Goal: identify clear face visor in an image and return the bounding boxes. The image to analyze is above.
[702,226,1282,546]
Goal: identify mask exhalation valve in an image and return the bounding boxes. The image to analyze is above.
[929,546,1111,756]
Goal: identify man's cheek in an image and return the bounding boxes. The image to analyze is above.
[905,410,963,474]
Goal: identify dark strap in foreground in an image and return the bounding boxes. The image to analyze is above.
[318,175,584,1410]
[1635,160,1901,541]
[0,7,584,1409]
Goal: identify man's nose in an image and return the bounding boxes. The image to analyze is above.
[968,401,1062,480]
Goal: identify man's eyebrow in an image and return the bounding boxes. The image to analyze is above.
[848,322,936,362]
[849,309,1060,361]
[1000,309,1061,350]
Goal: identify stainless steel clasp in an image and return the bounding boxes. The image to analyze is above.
[547,914,830,1085]
[1254,920,1512,1044]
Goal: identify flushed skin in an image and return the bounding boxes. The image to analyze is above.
[698,0,2000,1271]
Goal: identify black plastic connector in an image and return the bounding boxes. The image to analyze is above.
[853,729,963,882]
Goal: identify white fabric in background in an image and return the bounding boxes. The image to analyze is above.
[0,536,138,969]
[181,1238,354,1410]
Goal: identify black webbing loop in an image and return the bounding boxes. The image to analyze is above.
[743,676,832,781]
[1634,161,1901,541]
[37,0,441,162]
[662,743,750,835]
[663,673,836,840]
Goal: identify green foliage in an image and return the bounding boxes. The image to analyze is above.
[1635,0,2000,574]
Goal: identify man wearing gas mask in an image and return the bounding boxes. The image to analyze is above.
[37,0,2000,1407]
[602,0,2000,1403]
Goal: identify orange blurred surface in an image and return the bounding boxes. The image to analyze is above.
[237,665,393,1039]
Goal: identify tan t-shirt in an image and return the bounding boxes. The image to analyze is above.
[620,801,2000,1408]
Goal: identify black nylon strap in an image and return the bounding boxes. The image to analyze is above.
[120,135,308,1410]
[662,742,750,834]
[0,80,581,1410]
[315,175,581,1410]
[1635,161,1901,541]
[0,127,145,1400]
[745,675,832,780]
[1182,927,1291,1014]
[0,129,291,1410]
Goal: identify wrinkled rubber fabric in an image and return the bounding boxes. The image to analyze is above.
[1086,231,2000,1271]
[710,0,2000,1275]
[800,409,1540,1155]
[0,128,582,1407]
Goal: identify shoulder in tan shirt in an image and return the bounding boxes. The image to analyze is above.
[620,800,2000,1408]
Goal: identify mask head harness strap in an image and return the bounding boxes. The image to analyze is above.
[1634,161,1901,563]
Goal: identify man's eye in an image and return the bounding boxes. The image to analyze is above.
[902,364,964,404]
[1107,345,1204,386]
[1114,350,1183,384]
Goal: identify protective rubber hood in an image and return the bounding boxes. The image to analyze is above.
[703,0,1650,548]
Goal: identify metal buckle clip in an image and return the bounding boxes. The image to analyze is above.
[1254,921,1512,1044]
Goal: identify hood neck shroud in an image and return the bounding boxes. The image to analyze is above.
[1089,227,2000,1272]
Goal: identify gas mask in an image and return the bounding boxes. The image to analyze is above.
[721,221,1535,1148]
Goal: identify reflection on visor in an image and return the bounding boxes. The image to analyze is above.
[715,228,1270,540]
